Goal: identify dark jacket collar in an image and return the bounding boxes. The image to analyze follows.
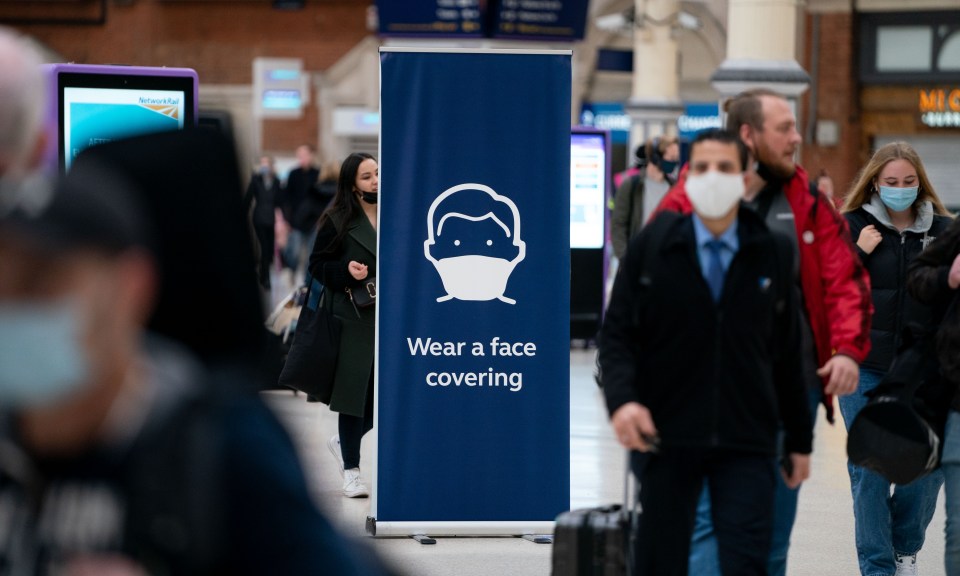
[347,213,377,256]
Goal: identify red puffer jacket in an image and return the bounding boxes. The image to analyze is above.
[651,165,873,421]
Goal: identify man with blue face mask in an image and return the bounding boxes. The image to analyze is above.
[601,129,812,576]
[0,164,394,574]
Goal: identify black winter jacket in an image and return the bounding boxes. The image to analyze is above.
[846,198,953,372]
[907,215,960,407]
[600,208,813,456]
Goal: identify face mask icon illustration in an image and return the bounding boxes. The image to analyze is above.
[424,183,526,305]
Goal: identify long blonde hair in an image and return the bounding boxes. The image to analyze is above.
[842,141,950,216]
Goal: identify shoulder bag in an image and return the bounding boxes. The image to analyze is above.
[278,276,341,403]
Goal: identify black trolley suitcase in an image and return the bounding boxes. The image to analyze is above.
[552,454,638,576]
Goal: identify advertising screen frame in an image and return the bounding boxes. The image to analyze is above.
[44,64,199,173]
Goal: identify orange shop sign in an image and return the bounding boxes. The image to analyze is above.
[919,88,960,127]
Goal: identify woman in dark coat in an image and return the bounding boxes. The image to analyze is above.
[841,141,953,576]
[308,152,378,498]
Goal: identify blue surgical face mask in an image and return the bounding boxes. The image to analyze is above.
[0,301,90,408]
[659,160,678,175]
[878,185,918,213]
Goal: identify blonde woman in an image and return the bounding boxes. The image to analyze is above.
[841,141,953,576]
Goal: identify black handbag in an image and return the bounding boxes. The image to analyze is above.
[278,276,341,403]
[346,276,376,309]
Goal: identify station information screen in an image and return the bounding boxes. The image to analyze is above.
[49,66,197,172]
[570,131,608,249]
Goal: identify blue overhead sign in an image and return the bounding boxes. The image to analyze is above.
[376,0,485,38]
[678,102,722,139]
[492,0,589,41]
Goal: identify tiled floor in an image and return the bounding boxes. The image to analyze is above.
[263,348,948,576]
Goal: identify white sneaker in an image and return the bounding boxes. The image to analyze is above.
[343,468,369,498]
[327,435,344,477]
[895,553,918,576]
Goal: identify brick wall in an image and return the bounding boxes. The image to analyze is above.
[4,1,370,154]
[800,11,862,201]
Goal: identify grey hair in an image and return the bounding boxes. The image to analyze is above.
[0,27,47,175]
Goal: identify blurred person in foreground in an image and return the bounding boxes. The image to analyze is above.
[601,129,811,575]
[653,88,872,576]
[0,164,394,575]
[0,26,46,182]
[908,191,960,576]
[841,141,952,576]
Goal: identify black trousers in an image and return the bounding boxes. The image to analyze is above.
[633,448,777,576]
[339,371,374,470]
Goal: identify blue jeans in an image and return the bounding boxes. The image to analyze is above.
[688,384,821,576]
[838,369,943,576]
[943,410,960,575]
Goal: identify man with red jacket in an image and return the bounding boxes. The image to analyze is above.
[652,88,872,576]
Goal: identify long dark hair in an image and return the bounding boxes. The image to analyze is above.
[316,152,376,251]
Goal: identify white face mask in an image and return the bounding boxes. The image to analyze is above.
[432,255,519,303]
[685,171,745,220]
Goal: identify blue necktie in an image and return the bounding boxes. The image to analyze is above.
[705,239,725,302]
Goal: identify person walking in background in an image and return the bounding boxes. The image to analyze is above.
[654,88,872,576]
[610,135,680,260]
[602,129,811,576]
[841,141,952,576]
[279,144,320,273]
[244,154,281,289]
[309,153,379,498]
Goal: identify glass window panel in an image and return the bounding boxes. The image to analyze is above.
[938,31,960,71]
[877,26,932,71]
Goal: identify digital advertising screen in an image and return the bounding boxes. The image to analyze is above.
[63,87,185,170]
[570,131,608,249]
[46,65,198,173]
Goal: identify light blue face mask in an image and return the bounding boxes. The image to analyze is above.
[0,301,90,408]
[878,185,919,213]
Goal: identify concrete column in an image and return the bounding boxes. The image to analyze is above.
[711,0,810,104]
[625,0,684,158]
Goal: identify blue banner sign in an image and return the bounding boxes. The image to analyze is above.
[678,102,722,139]
[374,48,571,535]
[579,102,630,144]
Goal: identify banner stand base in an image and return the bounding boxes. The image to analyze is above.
[411,534,438,545]
[522,534,553,544]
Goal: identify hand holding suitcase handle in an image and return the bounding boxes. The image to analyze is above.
[611,402,661,453]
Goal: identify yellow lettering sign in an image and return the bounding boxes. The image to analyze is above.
[919,89,941,112]
[950,89,960,112]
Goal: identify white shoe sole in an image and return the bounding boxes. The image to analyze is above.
[343,486,370,498]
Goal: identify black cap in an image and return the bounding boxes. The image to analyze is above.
[0,163,153,256]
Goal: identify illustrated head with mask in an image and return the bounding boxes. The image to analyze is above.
[424,183,526,305]
[0,164,158,456]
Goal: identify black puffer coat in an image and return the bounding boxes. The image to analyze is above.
[908,215,960,405]
[847,197,953,372]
